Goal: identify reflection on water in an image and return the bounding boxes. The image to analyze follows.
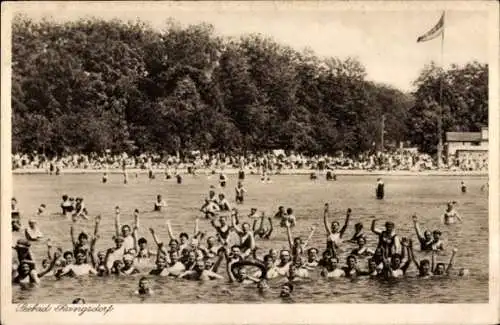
[12,174,488,303]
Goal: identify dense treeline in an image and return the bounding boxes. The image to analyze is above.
[11,16,488,157]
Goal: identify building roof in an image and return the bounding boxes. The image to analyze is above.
[446,132,482,142]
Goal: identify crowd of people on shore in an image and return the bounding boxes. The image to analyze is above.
[10,149,487,173]
[11,174,469,301]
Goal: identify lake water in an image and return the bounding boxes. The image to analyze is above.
[11,173,489,303]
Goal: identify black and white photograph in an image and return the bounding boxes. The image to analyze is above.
[1,1,499,324]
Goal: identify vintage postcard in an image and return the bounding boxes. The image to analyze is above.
[1,1,499,324]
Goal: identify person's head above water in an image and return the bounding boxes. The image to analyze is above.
[121,225,131,237]
[280,283,294,298]
[385,222,395,232]
[419,259,431,275]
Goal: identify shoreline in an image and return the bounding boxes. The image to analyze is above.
[11,168,488,177]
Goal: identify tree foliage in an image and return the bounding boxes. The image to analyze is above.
[406,61,488,153]
[12,16,486,157]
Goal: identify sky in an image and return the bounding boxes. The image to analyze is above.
[8,1,491,92]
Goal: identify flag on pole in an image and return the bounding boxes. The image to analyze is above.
[417,12,445,43]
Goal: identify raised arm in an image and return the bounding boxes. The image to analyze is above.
[114,206,121,237]
[47,239,53,260]
[409,242,419,270]
[231,215,243,236]
[38,255,58,278]
[252,219,258,232]
[446,248,458,273]
[303,226,316,249]
[285,221,294,250]
[149,228,162,247]
[211,249,226,273]
[233,209,240,226]
[166,221,175,240]
[339,208,351,238]
[194,217,199,237]
[91,215,101,251]
[431,250,436,272]
[323,204,332,236]
[401,240,411,272]
[371,219,381,235]
[264,217,274,239]
[412,215,424,241]
[70,224,77,248]
[226,258,237,283]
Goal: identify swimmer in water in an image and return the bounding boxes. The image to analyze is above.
[408,243,433,278]
[71,215,100,262]
[323,204,351,255]
[350,237,375,257]
[348,222,366,243]
[210,215,231,245]
[443,202,462,225]
[247,207,259,219]
[412,215,434,251]
[25,220,43,241]
[135,277,154,295]
[231,215,255,258]
[73,197,89,220]
[431,230,444,251]
[380,240,411,279]
[154,195,167,212]
[217,193,232,212]
[178,259,224,281]
[56,249,98,277]
[274,206,286,220]
[320,256,345,278]
[304,248,320,269]
[280,208,297,228]
[113,207,137,253]
[432,248,457,276]
[37,204,47,216]
[375,178,385,200]
[371,218,401,257]
[280,282,295,302]
[12,260,40,285]
[102,172,108,184]
[235,181,246,204]
[285,221,315,259]
[122,160,128,184]
[61,195,73,217]
[219,172,227,188]
[359,258,381,278]
[460,181,467,193]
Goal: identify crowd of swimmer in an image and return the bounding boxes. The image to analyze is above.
[11,176,468,299]
[12,148,449,174]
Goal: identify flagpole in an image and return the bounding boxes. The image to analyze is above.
[437,11,445,170]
